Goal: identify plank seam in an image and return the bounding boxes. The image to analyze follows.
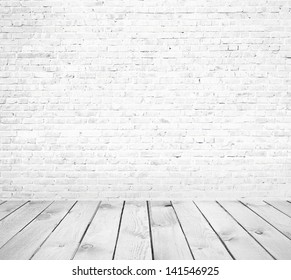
[112,201,125,260]
[171,201,195,260]
[30,201,78,260]
[0,201,54,252]
[193,201,235,260]
[239,201,291,241]
[0,201,29,222]
[216,201,276,260]
[146,201,155,260]
[264,201,291,219]
[71,201,102,260]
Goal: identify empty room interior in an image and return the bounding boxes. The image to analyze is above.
[0,0,290,260]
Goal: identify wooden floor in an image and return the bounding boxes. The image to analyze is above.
[0,200,290,260]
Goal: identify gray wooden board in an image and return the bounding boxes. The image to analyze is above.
[172,201,232,260]
[242,200,291,240]
[0,201,52,249]
[220,201,291,260]
[0,201,27,221]
[114,201,151,260]
[0,201,75,260]
[265,201,291,218]
[32,201,99,260]
[74,201,124,260]
[0,200,289,260]
[195,201,273,260]
[149,201,193,260]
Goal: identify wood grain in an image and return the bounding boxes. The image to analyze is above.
[265,201,291,218]
[196,201,273,260]
[0,201,75,260]
[0,201,27,221]
[32,201,99,260]
[220,201,291,260]
[74,201,124,260]
[0,201,51,248]
[172,201,232,260]
[149,201,193,260]
[114,201,151,260]
[242,201,291,240]
[0,200,290,260]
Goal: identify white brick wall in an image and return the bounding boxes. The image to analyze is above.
[0,0,291,200]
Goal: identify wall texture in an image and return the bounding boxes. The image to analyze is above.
[0,0,291,200]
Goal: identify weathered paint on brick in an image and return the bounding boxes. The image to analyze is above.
[0,0,291,199]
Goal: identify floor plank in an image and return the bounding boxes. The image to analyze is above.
[0,201,75,260]
[195,201,273,260]
[74,201,124,260]
[219,201,291,260]
[0,201,52,249]
[242,201,291,240]
[32,201,99,260]
[265,201,291,218]
[114,201,151,260]
[0,201,27,221]
[0,200,290,260]
[172,201,232,260]
[149,201,193,260]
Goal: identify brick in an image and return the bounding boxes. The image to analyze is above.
[0,0,290,199]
